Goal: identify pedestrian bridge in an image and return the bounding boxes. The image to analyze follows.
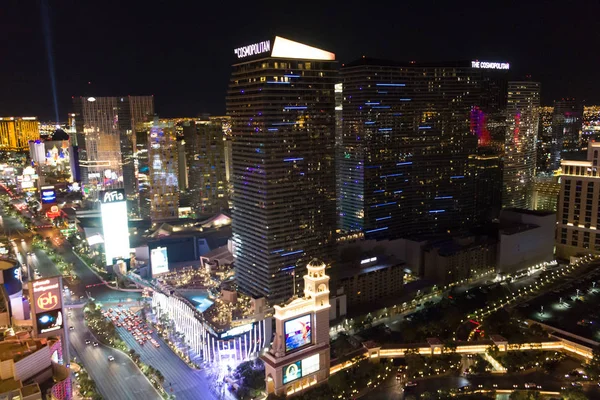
[330,336,593,375]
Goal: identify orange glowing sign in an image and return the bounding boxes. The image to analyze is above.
[31,278,62,313]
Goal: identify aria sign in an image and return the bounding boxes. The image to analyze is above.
[471,61,510,70]
[100,189,125,204]
[234,40,271,59]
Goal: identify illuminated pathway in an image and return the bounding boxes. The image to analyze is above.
[330,338,594,376]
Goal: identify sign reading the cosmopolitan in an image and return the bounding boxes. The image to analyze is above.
[99,189,130,265]
[234,40,271,59]
[471,60,510,70]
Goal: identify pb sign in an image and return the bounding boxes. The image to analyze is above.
[31,278,62,313]
[37,291,59,311]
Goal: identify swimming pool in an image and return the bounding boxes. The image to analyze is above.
[179,289,214,313]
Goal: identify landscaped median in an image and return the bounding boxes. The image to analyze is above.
[83,302,172,399]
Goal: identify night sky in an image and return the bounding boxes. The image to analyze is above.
[3,0,600,120]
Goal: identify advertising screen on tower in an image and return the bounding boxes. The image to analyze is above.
[150,247,169,277]
[282,354,320,384]
[284,314,312,353]
[100,189,130,265]
[36,309,63,334]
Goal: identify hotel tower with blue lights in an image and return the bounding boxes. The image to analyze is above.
[227,37,337,304]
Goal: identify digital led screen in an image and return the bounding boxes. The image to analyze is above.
[282,360,302,384]
[151,247,169,277]
[37,309,63,334]
[284,314,312,353]
[100,189,130,266]
[40,186,56,204]
[301,353,320,376]
[282,354,320,385]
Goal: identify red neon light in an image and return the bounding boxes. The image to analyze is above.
[513,112,521,144]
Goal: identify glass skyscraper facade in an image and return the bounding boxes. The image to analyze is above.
[502,81,540,209]
[73,96,154,216]
[551,98,583,171]
[227,37,337,304]
[148,121,179,221]
[338,59,508,239]
[0,117,40,150]
[181,118,229,216]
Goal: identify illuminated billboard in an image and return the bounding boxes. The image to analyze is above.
[151,247,169,277]
[282,360,301,384]
[284,314,312,353]
[100,189,130,265]
[282,354,320,384]
[37,309,63,334]
[40,186,56,204]
[31,278,62,313]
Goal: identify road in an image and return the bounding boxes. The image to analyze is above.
[68,308,161,400]
[0,209,159,400]
[111,304,228,400]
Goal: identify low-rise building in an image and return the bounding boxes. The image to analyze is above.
[335,254,404,307]
[497,208,556,273]
[423,235,496,285]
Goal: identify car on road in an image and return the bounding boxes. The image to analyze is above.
[524,383,536,389]
[85,339,91,345]
[108,355,115,362]
[92,341,99,347]
[405,382,417,387]
[69,326,74,331]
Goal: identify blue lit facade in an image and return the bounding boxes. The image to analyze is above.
[227,39,337,304]
[339,59,487,239]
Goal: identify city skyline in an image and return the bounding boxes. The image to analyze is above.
[2,1,600,120]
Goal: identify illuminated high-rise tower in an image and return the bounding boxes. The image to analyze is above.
[73,96,154,216]
[550,98,583,171]
[227,37,337,304]
[0,117,40,150]
[502,81,540,209]
[338,59,509,238]
[148,120,179,222]
[181,118,229,215]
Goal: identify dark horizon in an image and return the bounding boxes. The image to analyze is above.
[2,0,600,120]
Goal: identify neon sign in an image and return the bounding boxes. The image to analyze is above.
[234,40,271,59]
[471,61,510,70]
[100,189,125,203]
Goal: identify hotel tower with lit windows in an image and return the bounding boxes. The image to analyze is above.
[227,37,337,304]
[557,141,600,258]
[338,59,511,239]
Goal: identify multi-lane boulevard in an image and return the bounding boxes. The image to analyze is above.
[0,207,231,400]
[69,307,161,400]
[0,210,161,400]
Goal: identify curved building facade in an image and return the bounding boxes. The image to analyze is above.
[152,289,272,365]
